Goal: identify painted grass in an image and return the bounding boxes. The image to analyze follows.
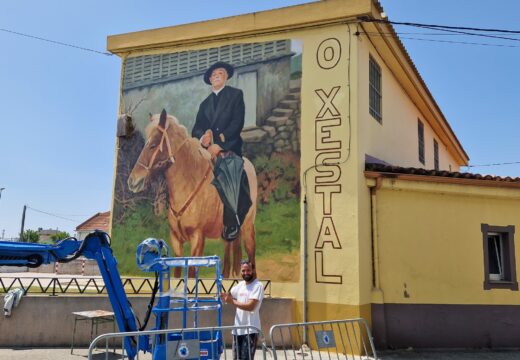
[111,198,300,278]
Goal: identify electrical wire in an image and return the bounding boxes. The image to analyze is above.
[399,36,520,48]
[26,206,79,223]
[359,19,520,47]
[371,31,520,37]
[410,24,520,42]
[462,161,520,168]
[0,28,113,56]
[361,30,520,47]
[360,18,520,34]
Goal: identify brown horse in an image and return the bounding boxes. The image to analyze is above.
[127,109,257,278]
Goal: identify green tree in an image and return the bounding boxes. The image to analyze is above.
[23,229,40,243]
[50,231,71,242]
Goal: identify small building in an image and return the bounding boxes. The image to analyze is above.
[75,211,110,240]
[37,228,60,243]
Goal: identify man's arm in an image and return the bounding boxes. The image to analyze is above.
[218,89,245,152]
[222,292,259,311]
[192,104,208,140]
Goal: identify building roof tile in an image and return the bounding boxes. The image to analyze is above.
[365,163,520,184]
[76,211,110,232]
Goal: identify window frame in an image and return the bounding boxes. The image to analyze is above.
[369,56,382,123]
[481,224,518,291]
[418,119,425,165]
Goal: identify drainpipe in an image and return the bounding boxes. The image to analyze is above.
[303,194,308,344]
[369,175,388,347]
[370,176,382,289]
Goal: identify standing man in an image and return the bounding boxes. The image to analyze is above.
[192,61,250,241]
[221,260,263,360]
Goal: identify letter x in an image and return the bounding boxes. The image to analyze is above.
[315,86,341,119]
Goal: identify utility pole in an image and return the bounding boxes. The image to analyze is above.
[19,205,27,242]
[0,187,5,199]
[1,229,4,239]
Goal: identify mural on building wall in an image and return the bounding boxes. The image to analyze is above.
[112,39,302,281]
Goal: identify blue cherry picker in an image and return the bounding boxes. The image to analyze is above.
[0,230,224,359]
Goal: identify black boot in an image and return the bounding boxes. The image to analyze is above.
[222,225,240,241]
[222,206,240,241]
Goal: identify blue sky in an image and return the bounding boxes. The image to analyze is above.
[0,0,518,239]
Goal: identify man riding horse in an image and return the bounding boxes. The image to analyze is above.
[192,61,252,241]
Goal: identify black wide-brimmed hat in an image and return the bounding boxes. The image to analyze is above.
[203,61,235,85]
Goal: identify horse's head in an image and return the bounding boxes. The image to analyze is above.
[127,109,188,193]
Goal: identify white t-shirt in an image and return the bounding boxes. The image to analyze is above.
[230,279,264,335]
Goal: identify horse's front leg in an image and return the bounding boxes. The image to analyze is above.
[241,221,256,271]
[222,241,231,279]
[170,228,184,278]
[232,238,242,278]
[188,230,205,278]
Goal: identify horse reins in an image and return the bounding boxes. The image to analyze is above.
[168,161,213,243]
[169,163,212,219]
[137,124,189,172]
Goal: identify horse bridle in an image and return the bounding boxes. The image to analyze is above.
[137,124,189,172]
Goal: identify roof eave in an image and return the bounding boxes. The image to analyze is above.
[365,1,469,165]
[107,0,373,55]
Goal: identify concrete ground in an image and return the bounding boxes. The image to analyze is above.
[379,349,520,359]
[1,348,520,360]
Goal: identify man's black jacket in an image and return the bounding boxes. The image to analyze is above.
[192,86,245,156]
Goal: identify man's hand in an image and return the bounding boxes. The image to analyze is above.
[201,130,213,147]
[208,144,223,158]
[221,292,233,305]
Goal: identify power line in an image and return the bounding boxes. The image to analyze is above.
[0,28,113,56]
[362,31,520,48]
[360,17,520,34]
[462,161,520,168]
[26,206,79,223]
[384,31,520,37]
[412,24,520,42]
[398,36,520,48]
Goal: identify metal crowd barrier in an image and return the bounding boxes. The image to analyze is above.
[88,325,268,360]
[87,318,376,360]
[269,318,377,360]
[0,276,271,296]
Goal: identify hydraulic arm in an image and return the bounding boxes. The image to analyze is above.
[0,231,147,358]
[0,232,224,360]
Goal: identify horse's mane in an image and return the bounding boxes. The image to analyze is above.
[145,113,211,163]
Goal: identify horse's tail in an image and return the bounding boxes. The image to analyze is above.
[237,157,257,276]
[243,157,258,219]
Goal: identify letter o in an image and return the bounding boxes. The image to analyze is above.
[316,38,341,70]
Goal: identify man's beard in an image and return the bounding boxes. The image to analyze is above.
[242,274,253,282]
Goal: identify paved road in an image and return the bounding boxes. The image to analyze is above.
[379,349,520,359]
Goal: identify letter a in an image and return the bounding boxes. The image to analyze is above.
[315,217,341,249]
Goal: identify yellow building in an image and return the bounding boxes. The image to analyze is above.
[366,166,520,348]
[107,0,520,349]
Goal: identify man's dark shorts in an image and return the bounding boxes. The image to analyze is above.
[233,333,258,360]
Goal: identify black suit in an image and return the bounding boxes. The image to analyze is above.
[192,86,245,156]
[192,85,250,238]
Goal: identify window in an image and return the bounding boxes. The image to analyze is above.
[418,120,425,165]
[433,139,439,171]
[369,56,382,123]
[481,224,518,290]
